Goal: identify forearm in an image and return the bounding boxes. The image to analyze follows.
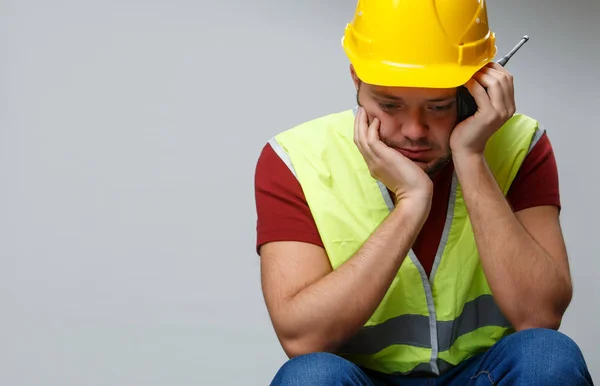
[453,153,571,330]
[279,200,429,356]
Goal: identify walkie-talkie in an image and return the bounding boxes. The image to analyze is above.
[456,35,530,123]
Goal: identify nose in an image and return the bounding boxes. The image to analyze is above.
[400,113,428,141]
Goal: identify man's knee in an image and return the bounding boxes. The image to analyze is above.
[509,328,583,361]
[270,352,371,386]
[503,328,592,384]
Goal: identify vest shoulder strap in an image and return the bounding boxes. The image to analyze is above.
[484,113,542,194]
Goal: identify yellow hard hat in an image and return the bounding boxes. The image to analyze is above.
[342,0,497,88]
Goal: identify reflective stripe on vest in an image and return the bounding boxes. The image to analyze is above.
[269,109,542,375]
[338,294,510,355]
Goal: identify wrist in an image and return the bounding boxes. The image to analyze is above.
[393,194,432,223]
[452,151,491,185]
[452,150,486,167]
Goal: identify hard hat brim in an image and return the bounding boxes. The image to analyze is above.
[342,37,497,89]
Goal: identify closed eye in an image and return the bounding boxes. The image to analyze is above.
[429,102,454,111]
[379,103,401,111]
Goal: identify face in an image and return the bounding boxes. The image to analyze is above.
[351,66,458,177]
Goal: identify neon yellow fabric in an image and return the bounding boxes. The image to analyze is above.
[272,109,540,375]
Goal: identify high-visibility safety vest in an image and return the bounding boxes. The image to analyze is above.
[268,108,545,376]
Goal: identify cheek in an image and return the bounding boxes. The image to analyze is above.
[373,115,399,136]
[430,125,454,149]
[365,109,382,123]
[364,111,396,135]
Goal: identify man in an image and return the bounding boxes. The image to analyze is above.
[254,1,594,385]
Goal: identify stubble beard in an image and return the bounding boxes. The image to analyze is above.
[381,137,452,179]
[422,153,451,179]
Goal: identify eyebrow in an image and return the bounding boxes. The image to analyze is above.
[425,97,456,103]
[370,91,403,101]
[370,91,455,103]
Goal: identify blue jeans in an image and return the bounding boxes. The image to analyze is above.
[270,328,594,385]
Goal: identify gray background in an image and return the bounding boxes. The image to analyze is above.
[1,0,598,385]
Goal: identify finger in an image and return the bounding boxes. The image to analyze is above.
[354,107,368,152]
[487,61,515,94]
[367,119,404,162]
[464,77,493,114]
[354,107,362,150]
[366,116,383,158]
[473,71,507,115]
[480,66,515,114]
[356,108,376,159]
[487,61,507,72]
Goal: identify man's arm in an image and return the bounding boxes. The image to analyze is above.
[453,152,572,330]
[261,202,427,358]
[258,110,434,357]
[449,62,572,331]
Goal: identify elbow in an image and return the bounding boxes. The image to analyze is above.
[514,309,567,332]
[281,338,316,359]
[514,285,572,332]
[281,338,320,359]
[515,317,562,332]
[279,333,340,359]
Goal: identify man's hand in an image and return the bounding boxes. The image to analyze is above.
[354,107,433,206]
[450,62,517,155]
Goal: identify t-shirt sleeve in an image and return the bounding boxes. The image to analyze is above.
[506,131,561,212]
[254,143,324,254]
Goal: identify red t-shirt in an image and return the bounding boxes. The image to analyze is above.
[254,130,560,277]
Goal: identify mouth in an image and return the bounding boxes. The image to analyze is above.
[394,148,432,161]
